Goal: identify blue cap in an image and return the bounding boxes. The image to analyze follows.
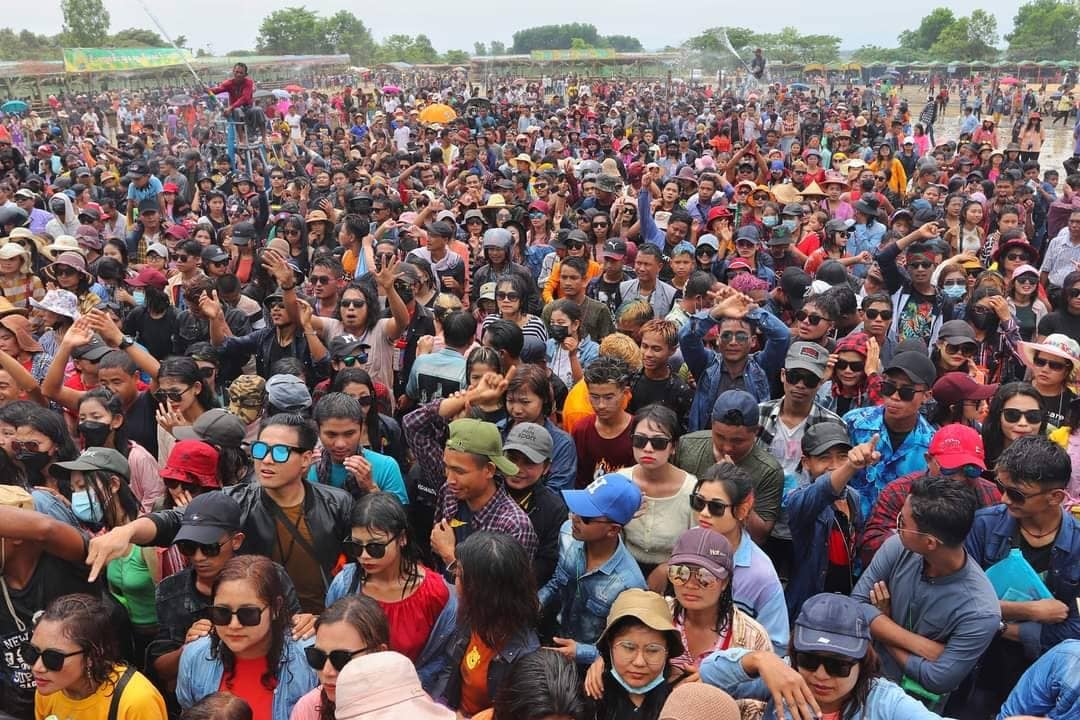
[793,593,870,660]
[561,473,642,526]
[711,390,759,427]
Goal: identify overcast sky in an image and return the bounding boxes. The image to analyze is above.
[23,0,1026,55]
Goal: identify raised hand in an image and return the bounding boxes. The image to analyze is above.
[848,434,881,469]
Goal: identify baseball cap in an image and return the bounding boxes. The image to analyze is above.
[802,422,853,456]
[51,447,130,482]
[201,245,229,264]
[161,439,220,488]
[931,372,997,407]
[426,220,455,238]
[561,473,642,525]
[793,593,870,660]
[445,418,518,476]
[478,282,496,302]
[125,267,167,290]
[937,319,977,345]
[173,408,248,449]
[146,242,169,259]
[785,342,830,377]
[780,267,812,311]
[329,334,368,360]
[173,491,242,545]
[72,335,111,362]
[735,225,760,242]
[137,198,159,214]
[696,234,719,252]
[711,390,759,427]
[231,222,257,244]
[603,238,627,260]
[502,422,553,463]
[884,351,936,387]
[265,374,312,411]
[668,527,734,581]
[928,423,987,471]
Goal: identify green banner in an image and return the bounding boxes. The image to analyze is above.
[63,47,192,73]
[530,48,617,61]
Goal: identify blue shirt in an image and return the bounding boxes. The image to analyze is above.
[849,221,886,278]
[998,639,1080,720]
[306,448,408,505]
[406,347,467,403]
[732,528,789,656]
[843,405,935,520]
[127,175,163,203]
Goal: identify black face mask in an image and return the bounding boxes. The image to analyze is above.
[395,284,414,304]
[15,450,51,479]
[78,421,112,448]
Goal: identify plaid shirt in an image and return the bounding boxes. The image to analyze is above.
[860,470,1001,568]
[758,398,843,449]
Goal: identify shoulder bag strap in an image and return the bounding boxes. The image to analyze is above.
[108,665,137,720]
[266,497,330,590]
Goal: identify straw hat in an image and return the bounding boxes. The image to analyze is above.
[800,180,826,198]
[43,235,86,261]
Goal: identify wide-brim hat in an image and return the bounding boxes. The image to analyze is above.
[1019,335,1080,380]
[800,181,827,198]
[597,589,683,658]
[0,314,41,353]
[43,235,86,261]
[45,251,92,284]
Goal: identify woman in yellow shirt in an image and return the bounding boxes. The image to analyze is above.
[31,593,166,720]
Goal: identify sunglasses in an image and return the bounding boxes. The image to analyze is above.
[305,646,369,672]
[1033,355,1070,372]
[208,605,267,626]
[995,479,1053,505]
[1002,408,1044,424]
[696,248,716,257]
[863,308,893,321]
[908,260,933,270]
[1004,252,1030,262]
[719,330,750,344]
[794,652,856,678]
[251,441,304,462]
[786,368,821,388]
[154,387,190,403]
[592,222,609,228]
[1015,275,1038,286]
[689,492,730,516]
[945,343,976,357]
[529,212,545,219]
[54,266,79,277]
[12,439,43,453]
[20,643,84,672]
[177,255,190,262]
[339,351,370,366]
[566,241,586,249]
[339,298,366,308]
[668,563,722,588]
[940,464,983,479]
[355,395,374,406]
[834,359,865,373]
[1068,288,1080,299]
[176,539,227,558]
[342,533,399,560]
[631,434,672,451]
[879,380,921,401]
[496,291,520,301]
[795,311,826,325]
[310,275,336,285]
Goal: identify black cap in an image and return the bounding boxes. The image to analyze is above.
[425,220,455,238]
[780,267,812,310]
[173,491,243,545]
[201,245,230,263]
[802,422,853,456]
[232,221,256,243]
[885,350,937,387]
[138,198,159,214]
[72,335,111,362]
[128,161,149,177]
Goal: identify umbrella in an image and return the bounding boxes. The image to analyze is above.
[999,76,1020,85]
[167,94,192,106]
[284,84,305,93]
[419,103,457,124]
[271,89,291,100]
[253,89,273,99]
[884,69,901,76]
[788,83,810,91]
[1,100,28,114]
[382,85,401,94]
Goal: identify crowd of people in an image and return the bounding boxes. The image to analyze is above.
[0,62,1077,720]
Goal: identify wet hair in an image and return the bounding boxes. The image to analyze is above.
[506,364,554,419]
[258,413,318,451]
[694,462,754,522]
[211,555,292,691]
[179,693,253,720]
[37,594,120,692]
[314,392,363,426]
[982,382,1047,466]
[348,493,423,597]
[996,435,1070,490]
[158,355,219,410]
[629,403,682,442]
[491,651,586,720]
[908,475,978,546]
[313,595,391,720]
[456,531,539,649]
[483,319,524,359]
[77,388,131,458]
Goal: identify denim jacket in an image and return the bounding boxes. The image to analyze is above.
[997,639,1080,720]
[426,625,539,710]
[700,647,946,719]
[965,505,1080,659]
[324,565,459,692]
[538,520,647,664]
[680,307,790,431]
[177,634,317,720]
[783,472,864,618]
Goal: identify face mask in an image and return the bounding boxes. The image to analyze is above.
[15,450,50,478]
[78,421,112,448]
[782,219,798,232]
[943,284,966,300]
[132,290,145,306]
[609,667,666,695]
[71,490,103,524]
[762,216,779,227]
[971,312,997,330]
[396,285,414,304]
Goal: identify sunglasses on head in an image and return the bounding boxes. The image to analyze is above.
[1002,407,1044,424]
[1033,355,1070,372]
[20,643,84,672]
[631,433,671,451]
[863,308,893,321]
[208,605,266,626]
[668,563,722,588]
[795,310,826,325]
[834,359,865,373]
[176,539,227,558]
[342,533,399,560]
[154,387,190,403]
[689,492,730,516]
[251,441,304,462]
[879,379,921,401]
[794,652,857,678]
[786,368,821,388]
[305,646,369,672]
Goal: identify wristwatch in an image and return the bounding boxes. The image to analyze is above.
[118,335,135,350]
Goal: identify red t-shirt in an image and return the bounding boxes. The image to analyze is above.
[571,415,635,489]
[376,566,450,661]
[221,655,275,720]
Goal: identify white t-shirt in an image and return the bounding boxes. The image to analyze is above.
[394,124,411,151]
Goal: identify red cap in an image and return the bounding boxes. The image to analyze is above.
[928,424,986,471]
[126,267,167,290]
[163,182,180,193]
[707,205,733,224]
[727,258,752,272]
[161,440,221,488]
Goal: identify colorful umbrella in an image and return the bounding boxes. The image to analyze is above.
[382,85,401,94]
[284,84,305,93]
[1,100,28,114]
[999,76,1020,85]
[419,103,457,124]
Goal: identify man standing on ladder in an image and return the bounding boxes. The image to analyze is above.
[208,62,257,145]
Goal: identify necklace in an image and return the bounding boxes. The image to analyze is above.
[1021,518,1061,539]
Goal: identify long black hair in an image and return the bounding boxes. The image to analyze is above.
[982,381,1048,467]
[456,531,538,649]
[347,493,424,597]
[158,355,219,411]
[77,388,131,457]
[492,651,585,720]
[330,368,389,456]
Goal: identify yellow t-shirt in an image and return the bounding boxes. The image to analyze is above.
[35,666,167,720]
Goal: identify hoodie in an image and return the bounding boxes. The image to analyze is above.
[44,192,79,237]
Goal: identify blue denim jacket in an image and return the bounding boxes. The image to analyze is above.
[538,520,647,664]
[324,565,459,692]
[966,505,1080,659]
[782,473,864,618]
[843,405,935,520]
[177,634,317,720]
[998,639,1080,720]
[700,647,946,719]
[680,307,790,431]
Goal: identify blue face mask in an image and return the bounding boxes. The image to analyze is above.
[609,667,666,695]
[943,284,966,300]
[132,290,146,306]
[71,490,103,524]
[782,219,798,232]
[762,216,779,227]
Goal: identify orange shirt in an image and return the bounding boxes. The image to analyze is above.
[458,631,495,717]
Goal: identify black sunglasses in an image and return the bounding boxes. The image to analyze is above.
[208,605,267,626]
[631,434,671,451]
[1033,355,1070,372]
[176,539,227,558]
[20,643,84,672]
[785,368,821,388]
[834,359,865,373]
[908,260,933,270]
[1002,408,1043,424]
[795,310,826,325]
[153,387,190,403]
[496,291,520,301]
[863,308,893,321]
[342,533,400,560]
[1068,288,1080,299]
[339,298,366,308]
[794,652,856,678]
[945,343,976,357]
[879,380,921,401]
[689,493,730,516]
[305,646,369,672]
